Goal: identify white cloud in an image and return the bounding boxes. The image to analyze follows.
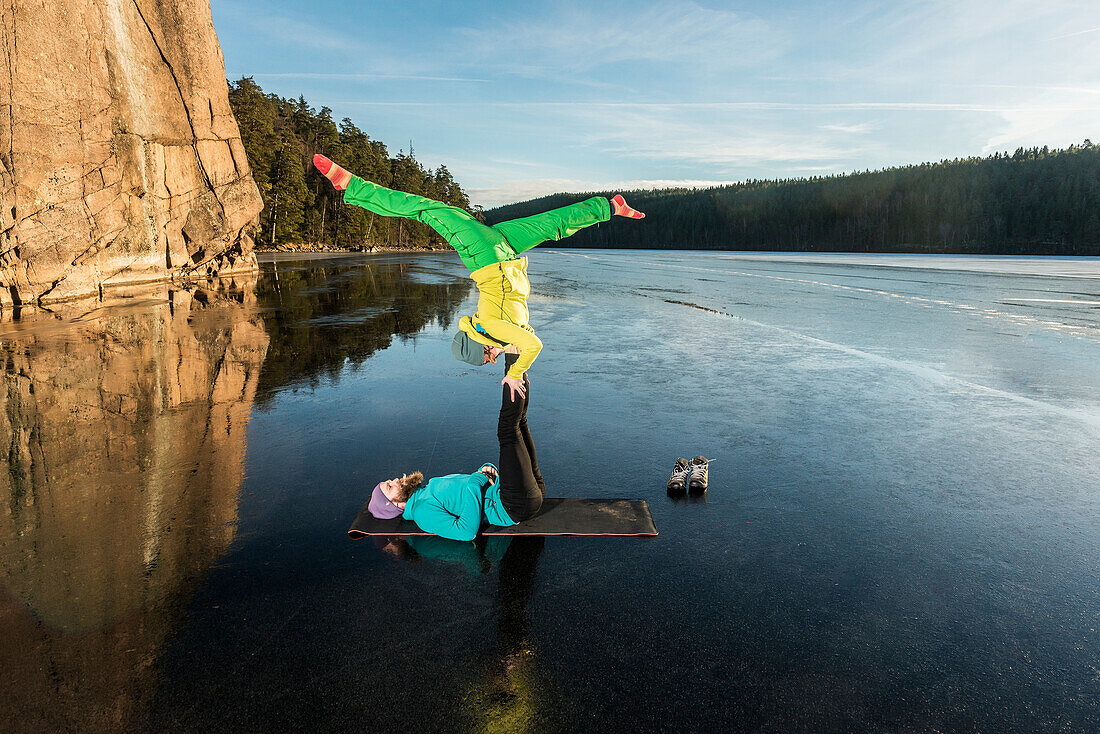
[470,178,742,208]
[335,101,1100,112]
[229,10,365,55]
[829,0,1100,91]
[457,1,784,72]
[1044,24,1100,41]
[241,72,490,83]
[773,0,1100,166]
[820,122,876,134]
[981,107,1098,153]
[544,105,860,169]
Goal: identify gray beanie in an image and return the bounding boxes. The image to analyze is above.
[451,331,484,366]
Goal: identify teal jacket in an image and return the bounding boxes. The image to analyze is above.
[402,466,515,541]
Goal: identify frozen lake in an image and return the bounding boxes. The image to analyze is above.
[2,250,1098,732]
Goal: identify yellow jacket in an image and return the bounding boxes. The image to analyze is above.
[458,258,542,381]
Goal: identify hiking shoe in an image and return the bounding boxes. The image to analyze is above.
[667,457,690,494]
[688,456,709,493]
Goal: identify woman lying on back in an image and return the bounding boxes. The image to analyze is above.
[368,354,545,541]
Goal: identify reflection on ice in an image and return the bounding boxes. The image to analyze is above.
[0,258,478,733]
[2,250,1098,733]
[376,534,546,731]
[253,258,473,403]
[0,277,268,732]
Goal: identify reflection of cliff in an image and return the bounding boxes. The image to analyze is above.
[0,277,268,733]
[254,261,473,403]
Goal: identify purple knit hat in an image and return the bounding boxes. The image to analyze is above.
[368,482,403,520]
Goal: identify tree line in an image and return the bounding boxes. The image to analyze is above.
[486,142,1100,255]
[228,77,478,250]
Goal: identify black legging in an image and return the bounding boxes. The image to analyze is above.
[498,353,546,522]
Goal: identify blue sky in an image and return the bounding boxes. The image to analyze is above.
[211,0,1100,207]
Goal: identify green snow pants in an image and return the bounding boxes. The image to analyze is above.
[343,175,611,272]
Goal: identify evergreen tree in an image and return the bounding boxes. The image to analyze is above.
[227,77,478,251]
[270,143,307,245]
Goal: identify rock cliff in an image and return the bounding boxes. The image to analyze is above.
[0,0,263,308]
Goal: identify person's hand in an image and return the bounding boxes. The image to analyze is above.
[477,464,498,482]
[484,345,515,364]
[502,374,526,400]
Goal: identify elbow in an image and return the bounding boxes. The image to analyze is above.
[524,335,543,362]
[447,514,479,543]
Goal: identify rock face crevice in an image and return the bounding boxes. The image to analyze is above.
[0,0,263,308]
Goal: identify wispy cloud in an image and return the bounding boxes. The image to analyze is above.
[336,100,1100,113]
[980,104,1100,153]
[235,72,490,83]
[556,105,856,169]
[769,0,1100,163]
[469,178,743,208]
[803,0,1099,90]
[230,11,365,55]
[1044,24,1100,41]
[947,83,1100,96]
[790,165,846,172]
[457,1,784,73]
[821,122,876,134]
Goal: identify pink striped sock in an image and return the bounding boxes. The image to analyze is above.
[313,154,352,190]
[611,194,644,219]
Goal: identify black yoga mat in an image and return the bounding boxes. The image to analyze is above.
[348,498,658,538]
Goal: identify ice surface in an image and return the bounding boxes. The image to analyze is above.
[3,250,1098,732]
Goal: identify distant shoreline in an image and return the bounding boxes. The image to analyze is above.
[255,244,451,255]
[255,248,1100,278]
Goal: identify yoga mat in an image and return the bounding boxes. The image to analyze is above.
[348,498,658,538]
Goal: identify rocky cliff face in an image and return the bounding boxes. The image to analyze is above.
[0,0,263,308]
